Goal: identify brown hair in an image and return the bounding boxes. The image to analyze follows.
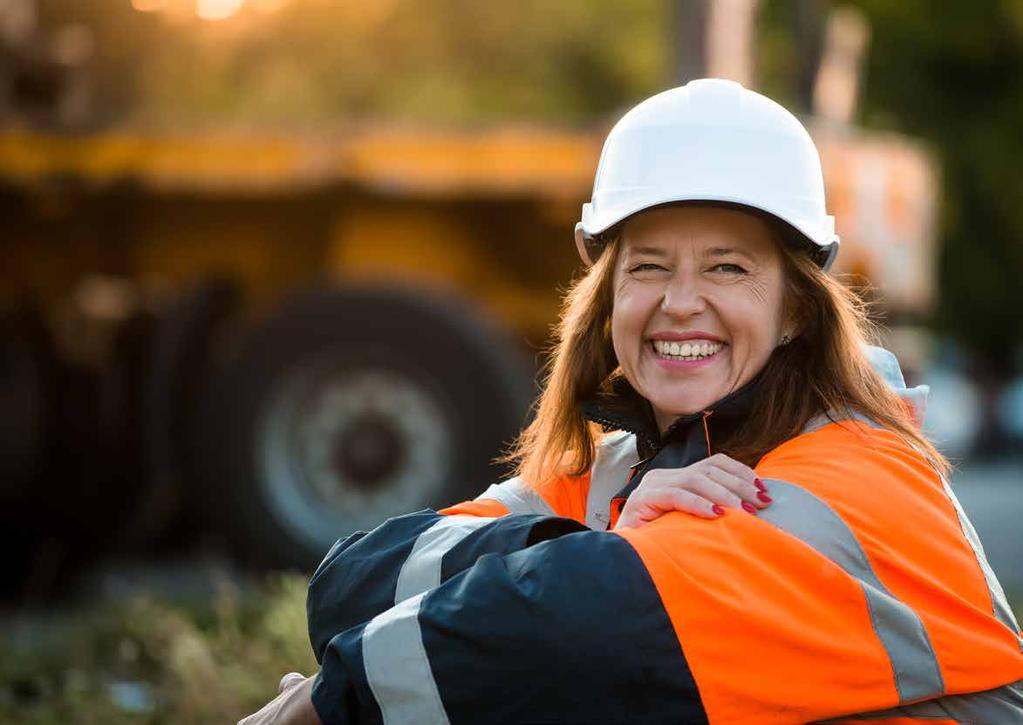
[502,216,950,485]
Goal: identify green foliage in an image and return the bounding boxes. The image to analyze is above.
[0,574,317,724]
[70,0,669,127]
[841,0,1023,364]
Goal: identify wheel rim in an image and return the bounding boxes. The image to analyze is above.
[258,351,455,555]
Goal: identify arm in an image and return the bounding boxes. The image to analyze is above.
[311,525,705,725]
[306,476,585,661]
[307,453,768,662]
[310,508,910,725]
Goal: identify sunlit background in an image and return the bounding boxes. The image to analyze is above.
[2,0,1021,721]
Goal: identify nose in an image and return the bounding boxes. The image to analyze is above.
[660,271,707,319]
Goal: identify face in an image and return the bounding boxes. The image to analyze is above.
[611,205,792,432]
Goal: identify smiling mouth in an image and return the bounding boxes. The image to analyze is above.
[650,339,726,362]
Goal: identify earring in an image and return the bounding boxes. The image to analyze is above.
[779,334,792,346]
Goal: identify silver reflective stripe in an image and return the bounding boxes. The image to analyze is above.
[799,412,837,435]
[939,475,1023,653]
[394,515,495,604]
[800,409,884,436]
[474,476,557,516]
[817,679,1023,724]
[760,479,945,703]
[800,405,1020,650]
[935,679,1023,722]
[362,592,450,725]
[586,432,639,530]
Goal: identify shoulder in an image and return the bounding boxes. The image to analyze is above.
[754,416,955,551]
[757,414,938,493]
[473,432,638,526]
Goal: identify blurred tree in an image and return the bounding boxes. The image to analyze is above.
[840,0,1023,371]
[38,0,669,127]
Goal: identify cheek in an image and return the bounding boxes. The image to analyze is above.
[759,294,787,350]
[721,284,784,351]
[611,290,646,360]
[609,308,630,362]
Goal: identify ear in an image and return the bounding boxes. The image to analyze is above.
[779,318,799,346]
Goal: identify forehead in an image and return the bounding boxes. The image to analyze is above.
[621,205,779,257]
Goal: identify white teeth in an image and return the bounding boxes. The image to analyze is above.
[652,339,723,360]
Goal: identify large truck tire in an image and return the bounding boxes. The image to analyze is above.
[0,311,48,502]
[191,286,536,570]
[134,278,240,547]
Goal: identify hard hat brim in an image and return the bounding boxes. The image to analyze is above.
[575,197,839,271]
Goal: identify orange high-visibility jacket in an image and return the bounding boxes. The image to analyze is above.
[307,352,1023,724]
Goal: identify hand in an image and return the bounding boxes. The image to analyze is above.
[238,672,322,725]
[614,453,771,530]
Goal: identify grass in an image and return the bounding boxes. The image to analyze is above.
[0,573,317,724]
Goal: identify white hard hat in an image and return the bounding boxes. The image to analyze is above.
[575,78,840,270]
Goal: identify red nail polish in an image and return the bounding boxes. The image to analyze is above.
[712,504,725,516]
[757,491,772,504]
[754,478,766,492]
[742,502,757,515]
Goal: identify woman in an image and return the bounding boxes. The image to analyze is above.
[241,80,1023,724]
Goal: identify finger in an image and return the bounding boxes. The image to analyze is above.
[704,466,766,508]
[620,488,722,527]
[706,453,759,482]
[662,488,724,518]
[642,467,743,510]
[238,693,282,725]
[613,486,695,527]
[706,454,772,500]
[672,473,743,510]
[279,672,306,694]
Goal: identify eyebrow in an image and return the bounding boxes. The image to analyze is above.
[625,245,670,257]
[706,246,757,262]
[624,245,758,261]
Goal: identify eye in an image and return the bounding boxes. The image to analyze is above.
[628,263,667,273]
[710,263,747,274]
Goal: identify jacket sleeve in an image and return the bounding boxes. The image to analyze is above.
[308,437,1023,725]
[309,525,707,725]
[306,476,582,661]
[306,512,879,725]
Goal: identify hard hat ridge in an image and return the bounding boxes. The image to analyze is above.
[575,78,840,271]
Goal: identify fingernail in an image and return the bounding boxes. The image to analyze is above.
[712,504,726,516]
[754,478,766,492]
[741,502,757,515]
[757,491,772,504]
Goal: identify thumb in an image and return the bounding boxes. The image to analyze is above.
[278,672,306,694]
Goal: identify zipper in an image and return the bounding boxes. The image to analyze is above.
[584,411,658,453]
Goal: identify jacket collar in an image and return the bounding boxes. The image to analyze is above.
[580,373,762,460]
[580,373,762,501]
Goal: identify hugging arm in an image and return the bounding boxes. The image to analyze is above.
[310,527,705,725]
[308,501,947,725]
[306,505,587,662]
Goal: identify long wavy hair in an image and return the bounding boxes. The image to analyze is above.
[502,210,950,485]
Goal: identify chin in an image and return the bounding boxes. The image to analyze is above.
[652,392,718,417]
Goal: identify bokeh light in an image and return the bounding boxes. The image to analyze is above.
[196,0,246,21]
